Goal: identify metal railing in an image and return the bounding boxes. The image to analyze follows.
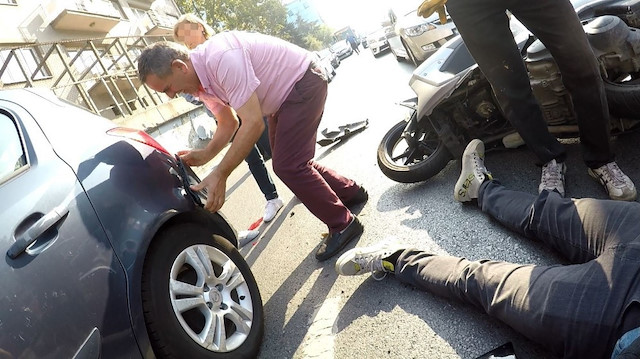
[0,34,175,120]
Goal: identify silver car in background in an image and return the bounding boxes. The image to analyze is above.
[385,5,457,66]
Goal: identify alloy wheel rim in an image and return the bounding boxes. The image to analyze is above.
[169,244,253,352]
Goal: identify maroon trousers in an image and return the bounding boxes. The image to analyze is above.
[268,66,359,233]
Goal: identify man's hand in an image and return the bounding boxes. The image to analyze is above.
[417,0,448,24]
[177,149,214,167]
[191,168,227,212]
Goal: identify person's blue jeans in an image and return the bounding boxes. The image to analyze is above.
[395,181,640,358]
[244,136,277,201]
[445,0,614,167]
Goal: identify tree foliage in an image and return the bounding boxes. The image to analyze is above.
[173,0,334,50]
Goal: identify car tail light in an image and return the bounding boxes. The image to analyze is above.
[107,127,171,155]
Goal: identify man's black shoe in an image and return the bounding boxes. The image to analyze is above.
[343,186,368,210]
[316,216,364,261]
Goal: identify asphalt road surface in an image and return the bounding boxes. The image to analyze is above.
[155,47,640,359]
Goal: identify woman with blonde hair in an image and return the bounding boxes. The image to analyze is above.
[173,13,215,49]
[172,13,286,223]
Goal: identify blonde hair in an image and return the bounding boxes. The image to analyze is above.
[173,13,215,42]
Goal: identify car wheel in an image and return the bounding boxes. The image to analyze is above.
[142,223,264,359]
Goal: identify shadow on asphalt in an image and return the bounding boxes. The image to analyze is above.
[336,277,560,359]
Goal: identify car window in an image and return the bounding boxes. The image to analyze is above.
[0,112,27,182]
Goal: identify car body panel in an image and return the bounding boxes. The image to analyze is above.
[0,98,138,358]
[0,88,240,358]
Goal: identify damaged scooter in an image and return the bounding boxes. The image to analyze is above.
[377,0,640,183]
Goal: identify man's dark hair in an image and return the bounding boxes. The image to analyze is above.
[137,41,190,83]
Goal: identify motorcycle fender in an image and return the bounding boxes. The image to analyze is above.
[411,74,467,122]
[409,54,477,122]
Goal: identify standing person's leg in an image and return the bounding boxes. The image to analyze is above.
[268,68,357,233]
[508,0,612,167]
[509,0,636,201]
[244,143,283,222]
[256,118,272,161]
[244,145,278,201]
[445,0,565,165]
[310,161,363,206]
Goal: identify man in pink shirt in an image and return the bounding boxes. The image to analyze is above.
[137,32,367,260]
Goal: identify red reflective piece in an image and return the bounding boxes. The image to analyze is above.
[107,127,170,155]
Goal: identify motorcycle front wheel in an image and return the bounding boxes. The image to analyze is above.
[377,117,453,183]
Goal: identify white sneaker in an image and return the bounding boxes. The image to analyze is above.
[588,162,637,201]
[263,198,284,222]
[454,139,492,202]
[539,159,566,196]
[335,240,407,280]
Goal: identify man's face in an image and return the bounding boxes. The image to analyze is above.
[175,23,207,50]
[144,60,199,99]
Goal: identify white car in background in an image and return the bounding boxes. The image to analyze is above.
[313,51,336,82]
[329,40,354,60]
[366,29,391,57]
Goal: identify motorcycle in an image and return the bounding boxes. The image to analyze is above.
[377,0,640,183]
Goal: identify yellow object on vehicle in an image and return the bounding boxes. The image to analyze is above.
[417,0,448,24]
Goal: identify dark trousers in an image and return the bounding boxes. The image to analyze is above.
[268,66,360,233]
[446,0,613,167]
[244,123,278,201]
[395,181,640,358]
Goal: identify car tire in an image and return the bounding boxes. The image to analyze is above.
[141,223,264,359]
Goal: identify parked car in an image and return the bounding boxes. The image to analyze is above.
[385,5,457,66]
[366,29,391,57]
[0,88,264,359]
[313,50,337,82]
[329,40,354,60]
[318,48,340,68]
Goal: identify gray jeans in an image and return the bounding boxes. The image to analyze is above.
[395,181,640,358]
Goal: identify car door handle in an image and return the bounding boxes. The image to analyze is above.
[7,206,69,259]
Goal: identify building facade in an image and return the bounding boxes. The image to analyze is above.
[285,0,323,25]
[0,0,194,128]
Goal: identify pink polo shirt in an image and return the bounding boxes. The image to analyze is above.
[190,31,312,116]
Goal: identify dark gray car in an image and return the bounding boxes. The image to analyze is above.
[0,89,263,359]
